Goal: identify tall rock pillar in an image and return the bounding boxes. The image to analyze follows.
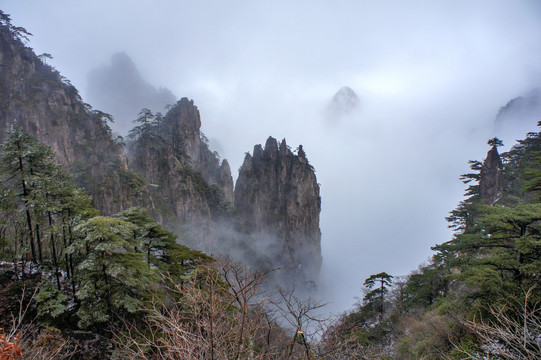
[234,137,322,287]
[480,145,504,204]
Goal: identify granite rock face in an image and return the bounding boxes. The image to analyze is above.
[234,137,322,284]
[162,98,234,200]
[0,20,140,215]
[127,98,234,250]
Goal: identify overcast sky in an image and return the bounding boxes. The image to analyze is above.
[4,0,541,311]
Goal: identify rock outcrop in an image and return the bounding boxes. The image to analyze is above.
[166,100,234,202]
[234,137,322,285]
[127,98,234,249]
[480,146,504,204]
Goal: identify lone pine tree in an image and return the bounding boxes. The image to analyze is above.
[363,272,393,319]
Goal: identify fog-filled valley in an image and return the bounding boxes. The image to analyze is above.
[2,1,541,359]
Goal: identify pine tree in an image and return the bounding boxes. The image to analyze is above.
[363,272,393,319]
[128,108,156,142]
[445,160,483,233]
[0,125,61,266]
[0,125,98,287]
[69,216,159,328]
[116,207,211,280]
[435,135,541,308]
[403,260,449,309]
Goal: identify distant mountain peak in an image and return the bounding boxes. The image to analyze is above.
[325,86,360,121]
[87,52,177,135]
[494,88,541,144]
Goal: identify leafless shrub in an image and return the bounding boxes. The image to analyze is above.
[269,286,330,359]
[2,286,75,360]
[454,286,541,360]
[316,314,391,360]
[114,261,288,359]
[17,326,75,360]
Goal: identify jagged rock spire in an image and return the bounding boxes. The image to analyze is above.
[234,136,321,287]
[480,145,504,204]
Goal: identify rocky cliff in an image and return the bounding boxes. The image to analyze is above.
[0,13,321,286]
[159,99,234,202]
[0,15,143,215]
[234,137,322,284]
[127,98,234,250]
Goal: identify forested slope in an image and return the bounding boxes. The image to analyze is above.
[321,134,541,358]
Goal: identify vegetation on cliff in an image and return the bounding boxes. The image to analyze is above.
[0,12,325,358]
[0,128,326,360]
[0,126,213,357]
[0,10,146,215]
[321,135,541,359]
[0,9,320,289]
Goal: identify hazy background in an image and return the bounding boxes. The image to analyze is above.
[3,0,541,312]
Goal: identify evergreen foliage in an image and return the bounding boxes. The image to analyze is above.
[0,128,214,333]
[70,216,158,328]
[324,129,541,358]
[115,207,211,280]
[0,10,32,43]
[487,137,504,147]
[363,272,392,319]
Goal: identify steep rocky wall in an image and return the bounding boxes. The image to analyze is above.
[162,98,234,201]
[127,98,234,250]
[0,17,233,254]
[234,137,322,284]
[0,19,142,215]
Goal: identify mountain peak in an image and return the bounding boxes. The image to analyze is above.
[235,137,321,288]
[326,86,360,120]
[87,52,177,134]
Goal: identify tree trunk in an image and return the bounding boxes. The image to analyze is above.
[18,154,37,264]
[49,211,61,290]
[35,223,43,263]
